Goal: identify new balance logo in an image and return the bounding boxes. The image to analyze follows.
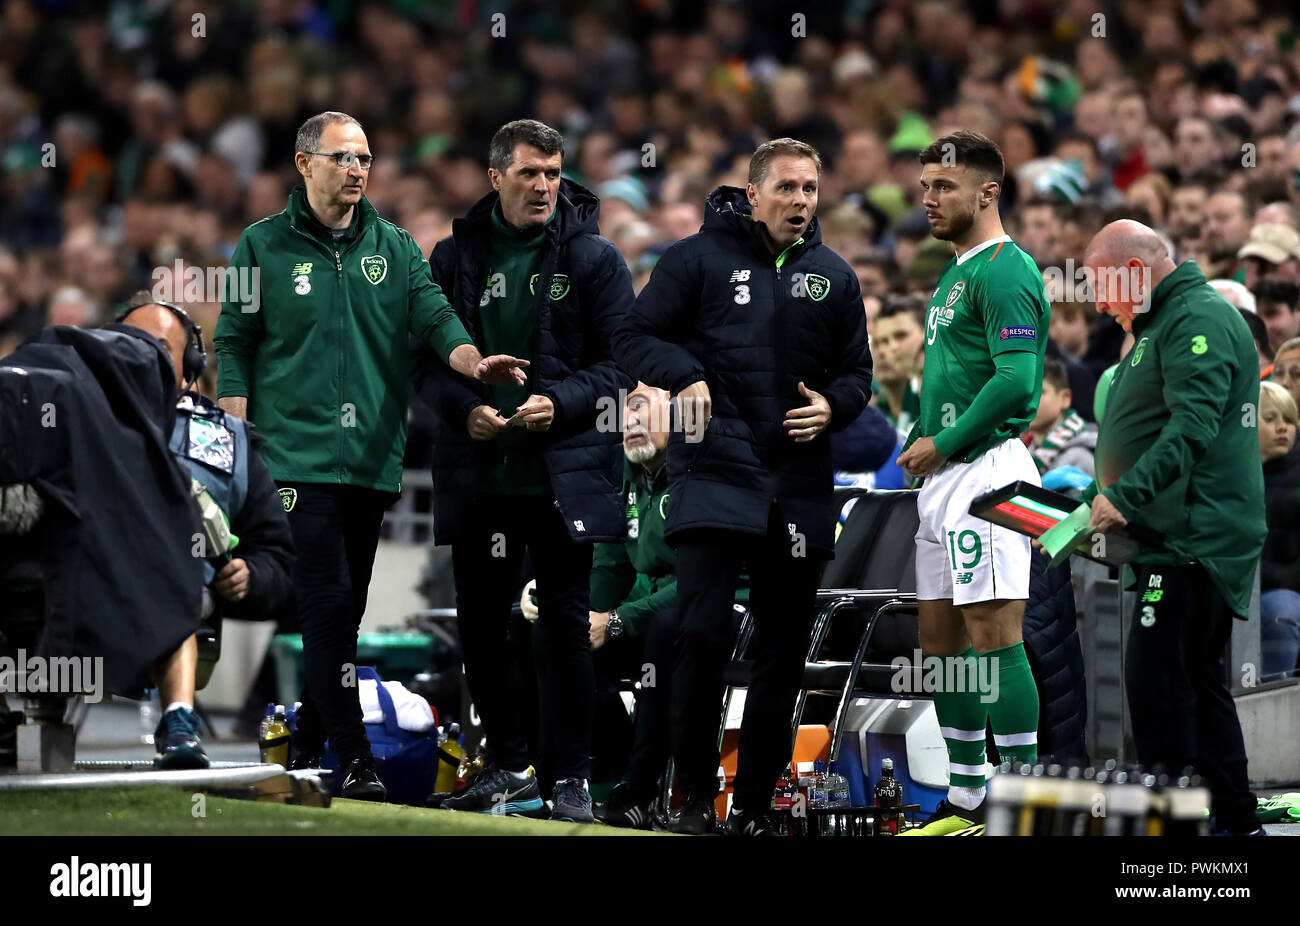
[729,269,751,282]
[955,572,974,585]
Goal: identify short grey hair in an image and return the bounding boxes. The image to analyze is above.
[295,112,363,157]
[489,119,564,173]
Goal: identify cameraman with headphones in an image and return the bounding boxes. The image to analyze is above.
[119,292,294,769]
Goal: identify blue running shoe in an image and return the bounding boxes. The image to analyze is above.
[153,706,209,770]
[441,765,545,815]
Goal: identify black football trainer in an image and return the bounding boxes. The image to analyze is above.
[594,782,656,829]
[551,778,595,823]
[340,755,387,801]
[723,806,779,837]
[668,795,718,835]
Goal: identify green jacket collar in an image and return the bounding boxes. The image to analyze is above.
[623,453,667,494]
[490,201,554,241]
[286,185,376,245]
[1133,260,1206,334]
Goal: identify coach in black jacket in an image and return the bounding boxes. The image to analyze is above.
[411,120,633,822]
[614,139,872,835]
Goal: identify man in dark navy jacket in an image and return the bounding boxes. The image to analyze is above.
[411,120,634,823]
[614,138,872,835]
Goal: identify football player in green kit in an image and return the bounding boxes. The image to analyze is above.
[897,132,1050,835]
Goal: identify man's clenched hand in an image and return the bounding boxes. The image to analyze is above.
[467,405,509,440]
[677,380,711,442]
[214,558,250,601]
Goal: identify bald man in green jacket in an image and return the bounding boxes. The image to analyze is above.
[1082,220,1264,835]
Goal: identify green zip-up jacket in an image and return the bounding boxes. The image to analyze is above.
[214,187,474,493]
[592,455,754,637]
[589,459,675,637]
[1082,260,1266,616]
[590,456,749,636]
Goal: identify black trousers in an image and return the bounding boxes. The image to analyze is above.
[1126,563,1258,832]
[452,494,594,782]
[591,601,716,795]
[281,482,394,762]
[671,507,822,812]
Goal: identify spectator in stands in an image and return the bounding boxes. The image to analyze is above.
[1017,196,1065,262]
[1026,358,1096,478]
[45,285,98,328]
[1202,190,1252,282]
[1124,173,1172,228]
[1272,336,1300,409]
[870,295,926,432]
[1255,278,1300,353]
[1174,117,1223,181]
[1209,278,1257,315]
[1237,223,1300,291]
[1048,301,1092,360]
[120,293,294,766]
[1167,181,1209,243]
[1256,201,1300,228]
[1259,381,1300,679]
[851,249,898,299]
[1237,308,1276,377]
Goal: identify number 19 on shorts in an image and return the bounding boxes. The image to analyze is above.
[948,530,982,585]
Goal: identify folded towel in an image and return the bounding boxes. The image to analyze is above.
[358,678,435,732]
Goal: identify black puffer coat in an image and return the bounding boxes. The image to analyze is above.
[411,180,635,544]
[1022,550,1089,763]
[613,186,872,554]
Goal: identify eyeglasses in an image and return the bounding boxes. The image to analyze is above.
[305,150,375,170]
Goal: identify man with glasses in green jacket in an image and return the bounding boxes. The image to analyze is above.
[214,111,524,800]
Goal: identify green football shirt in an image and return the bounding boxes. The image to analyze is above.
[914,236,1050,462]
[479,203,553,494]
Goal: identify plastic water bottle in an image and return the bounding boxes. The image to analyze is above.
[138,692,158,745]
[809,759,828,809]
[257,702,274,745]
[827,761,851,808]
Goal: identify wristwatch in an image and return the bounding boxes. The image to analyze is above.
[607,609,624,640]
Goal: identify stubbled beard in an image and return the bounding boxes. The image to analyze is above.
[625,438,658,464]
[932,206,976,242]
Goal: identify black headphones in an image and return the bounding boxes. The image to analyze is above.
[117,295,207,388]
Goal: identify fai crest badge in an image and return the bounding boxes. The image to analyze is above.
[805,273,830,301]
[361,255,388,285]
[944,280,965,308]
[531,273,570,300]
[278,487,297,513]
[1131,337,1148,367]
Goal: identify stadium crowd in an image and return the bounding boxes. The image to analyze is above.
[2,0,1300,825]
